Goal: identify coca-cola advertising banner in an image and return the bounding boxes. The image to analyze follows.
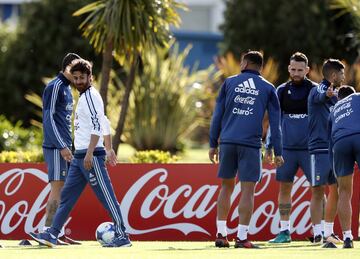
[0,163,359,241]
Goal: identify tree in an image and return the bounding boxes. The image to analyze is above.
[74,0,184,153]
[0,0,100,124]
[220,0,359,83]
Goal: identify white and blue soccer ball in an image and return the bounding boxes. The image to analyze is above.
[95,222,115,245]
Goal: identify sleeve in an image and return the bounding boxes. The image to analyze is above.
[43,84,67,149]
[311,85,328,104]
[102,115,111,136]
[267,87,283,156]
[84,90,104,136]
[328,116,334,170]
[209,81,226,148]
[265,86,283,150]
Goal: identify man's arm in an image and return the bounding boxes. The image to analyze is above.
[311,84,333,104]
[103,116,117,166]
[43,84,73,161]
[267,88,284,168]
[209,81,227,163]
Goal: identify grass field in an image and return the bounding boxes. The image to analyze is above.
[1,240,360,259]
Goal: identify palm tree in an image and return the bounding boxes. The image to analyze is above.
[73,0,184,153]
[331,0,360,37]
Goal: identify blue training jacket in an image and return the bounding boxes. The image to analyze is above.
[42,73,73,149]
[329,93,360,149]
[209,70,282,156]
[266,79,316,150]
[308,79,337,153]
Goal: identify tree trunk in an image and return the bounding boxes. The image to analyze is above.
[113,55,139,153]
[99,39,113,114]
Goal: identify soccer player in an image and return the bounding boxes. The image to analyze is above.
[41,52,81,245]
[266,52,316,243]
[328,85,358,248]
[29,59,131,248]
[307,59,345,244]
[209,50,284,248]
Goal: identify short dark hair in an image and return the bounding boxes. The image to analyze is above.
[62,53,81,71]
[70,59,92,75]
[242,50,263,68]
[290,52,308,66]
[338,85,355,100]
[322,59,345,78]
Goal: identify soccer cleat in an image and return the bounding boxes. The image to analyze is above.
[56,238,70,246]
[311,234,323,245]
[28,231,57,248]
[215,234,230,248]
[268,230,291,243]
[322,241,337,248]
[343,238,354,248]
[325,233,342,244]
[102,235,132,248]
[234,238,260,249]
[58,235,82,245]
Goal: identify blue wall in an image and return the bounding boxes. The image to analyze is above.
[173,31,223,70]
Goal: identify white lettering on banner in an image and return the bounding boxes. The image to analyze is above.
[121,168,214,235]
[0,168,71,235]
[0,166,312,237]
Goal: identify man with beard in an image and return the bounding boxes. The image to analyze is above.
[29,59,131,248]
[307,59,345,245]
[266,52,316,243]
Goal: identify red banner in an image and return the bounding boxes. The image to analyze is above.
[0,163,359,241]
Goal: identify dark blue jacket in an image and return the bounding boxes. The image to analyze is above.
[209,70,282,155]
[42,73,73,149]
[266,79,316,150]
[308,79,337,153]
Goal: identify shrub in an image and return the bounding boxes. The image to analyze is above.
[130,150,179,163]
[0,150,43,163]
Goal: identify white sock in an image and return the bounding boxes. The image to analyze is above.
[321,220,325,232]
[216,220,227,237]
[324,222,334,238]
[237,224,248,241]
[280,220,290,232]
[343,230,353,240]
[58,226,65,237]
[313,224,322,237]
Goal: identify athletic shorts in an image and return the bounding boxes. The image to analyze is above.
[333,134,360,177]
[43,148,68,182]
[276,149,311,183]
[218,144,262,182]
[309,152,336,186]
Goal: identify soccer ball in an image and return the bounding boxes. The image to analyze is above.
[95,222,115,245]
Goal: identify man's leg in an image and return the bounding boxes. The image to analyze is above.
[87,156,129,244]
[337,174,353,242]
[324,183,339,241]
[45,181,64,227]
[311,185,325,242]
[237,181,256,238]
[217,178,236,229]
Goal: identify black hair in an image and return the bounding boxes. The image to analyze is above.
[242,50,263,68]
[322,59,345,79]
[290,52,308,66]
[62,53,81,71]
[70,59,92,75]
[338,85,355,100]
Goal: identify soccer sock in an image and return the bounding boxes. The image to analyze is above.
[237,224,249,241]
[216,220,227,237]
[58,226,65,238]
[343,230,353,240]
[320,220,325,233]
[313,224,322,237]
[324,222,334,238]
[280,220,290,232]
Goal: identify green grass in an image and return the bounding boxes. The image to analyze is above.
[1,240,360,259]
